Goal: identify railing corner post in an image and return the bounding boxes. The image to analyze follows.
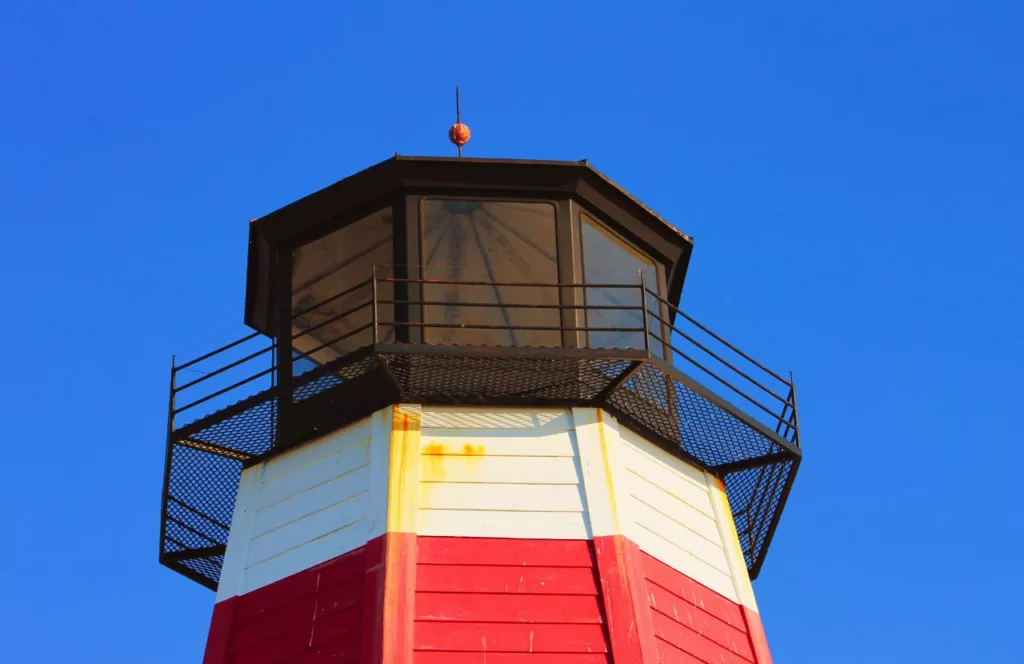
[639,270,650,353]
[371,264,380,344]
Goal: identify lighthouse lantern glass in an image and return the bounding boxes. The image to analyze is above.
[420,199,560,348]
[579,212,662,357]
[290,207,395,370]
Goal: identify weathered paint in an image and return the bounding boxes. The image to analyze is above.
[215,411,389,601]
[413,537,611,662]
[709,476,760,614]
[614,424,736,602]
[380,406,421,664]
[206,404,774,663]
[204,543,371,664]
[417,409,589,541]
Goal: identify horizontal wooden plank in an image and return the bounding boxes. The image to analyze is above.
[242,518,370,594]
[230,592,317,653]
[261,418,371,481]
[234,564,319,624]
[626,485,720,546]
[227,606,360,656]
[618,447,710,511]
[628,499,729,573]
[647,585,753,660]
[310,603,362,649]
[416,593,605,624]
[617,426,708,486]
[419,455,581,485]
[416,564,599,595]
[288,633,361,664]
[634,526,737,604]
[642,552,745,629]
[420,482,585,512]
[226,621,311,664]
[247,492,370,565]
[624,465,715,521]
[421,407,571,430]
[421,430,577,457]
[414,653,611,664]
[651,610,753,664]
[414,621,608,653]
[311,545,368,590]
[653,638,706,664]
[416,537,595,568]
[315,576,364,620]
[252,479,370,538]
[256,444,370,509]
[418,509,590,540]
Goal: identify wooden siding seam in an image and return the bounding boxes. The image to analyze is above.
[260,431,371,485]
[634,520,733,578]
[647,603,754,661]
[254,460,370,513]
[251,489,370,540]
[627,493,726,548]
[622,465,716,519]
[245,517,369,569]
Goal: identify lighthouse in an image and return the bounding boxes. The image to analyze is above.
[160,152,801,663]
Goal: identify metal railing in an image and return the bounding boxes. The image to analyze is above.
[168,268,798,448]
[161,267,801,588]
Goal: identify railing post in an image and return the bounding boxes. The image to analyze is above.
[788,370,801,447]
[275,250,293,449]
[639,270,650,353]
[371,264,379,344]
[159,354,177,561]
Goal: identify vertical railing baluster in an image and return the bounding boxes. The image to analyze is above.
[371,264,379,344]
[789,370,800,446]
[159,354,177,561]
[639,270,650,353]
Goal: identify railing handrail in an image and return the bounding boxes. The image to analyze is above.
[169,269,798,445]
[644,286,793,387]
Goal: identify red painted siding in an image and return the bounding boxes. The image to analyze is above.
[204,543,372,664]
[592,535,658,663]
[641,551,757,664]
[413,537,612,663]
[205,535,772,664]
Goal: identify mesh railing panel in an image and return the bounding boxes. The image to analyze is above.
[161,348,799,589]
[724,458,798,573]
[161,392,278,588]
[382,354,634,403]
[609,364,781,467]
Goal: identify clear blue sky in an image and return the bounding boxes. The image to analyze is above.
[1,2,1021,662]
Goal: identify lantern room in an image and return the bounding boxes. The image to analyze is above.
[244,157,694,359]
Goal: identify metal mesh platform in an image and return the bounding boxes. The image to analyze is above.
[160,344,800,589]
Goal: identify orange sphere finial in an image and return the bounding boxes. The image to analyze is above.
[450,86,470,156]
[449,122,471,147]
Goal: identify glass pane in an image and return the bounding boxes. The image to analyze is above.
[290,208,394,372]
[421,200,560,347]
[580,213,660,355]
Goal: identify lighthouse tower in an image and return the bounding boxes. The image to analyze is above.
[160,154,801,664]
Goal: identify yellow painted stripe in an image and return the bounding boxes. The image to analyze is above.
[712,475,759,611]
[386,406,421,533]
[596,410,622,535]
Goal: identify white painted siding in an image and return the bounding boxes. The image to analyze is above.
[216,411,391,600]
[214,403,757,613]
[612,421,738,603]
[417,406,590,540]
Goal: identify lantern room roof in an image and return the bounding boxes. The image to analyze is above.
[244,156,694,333]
